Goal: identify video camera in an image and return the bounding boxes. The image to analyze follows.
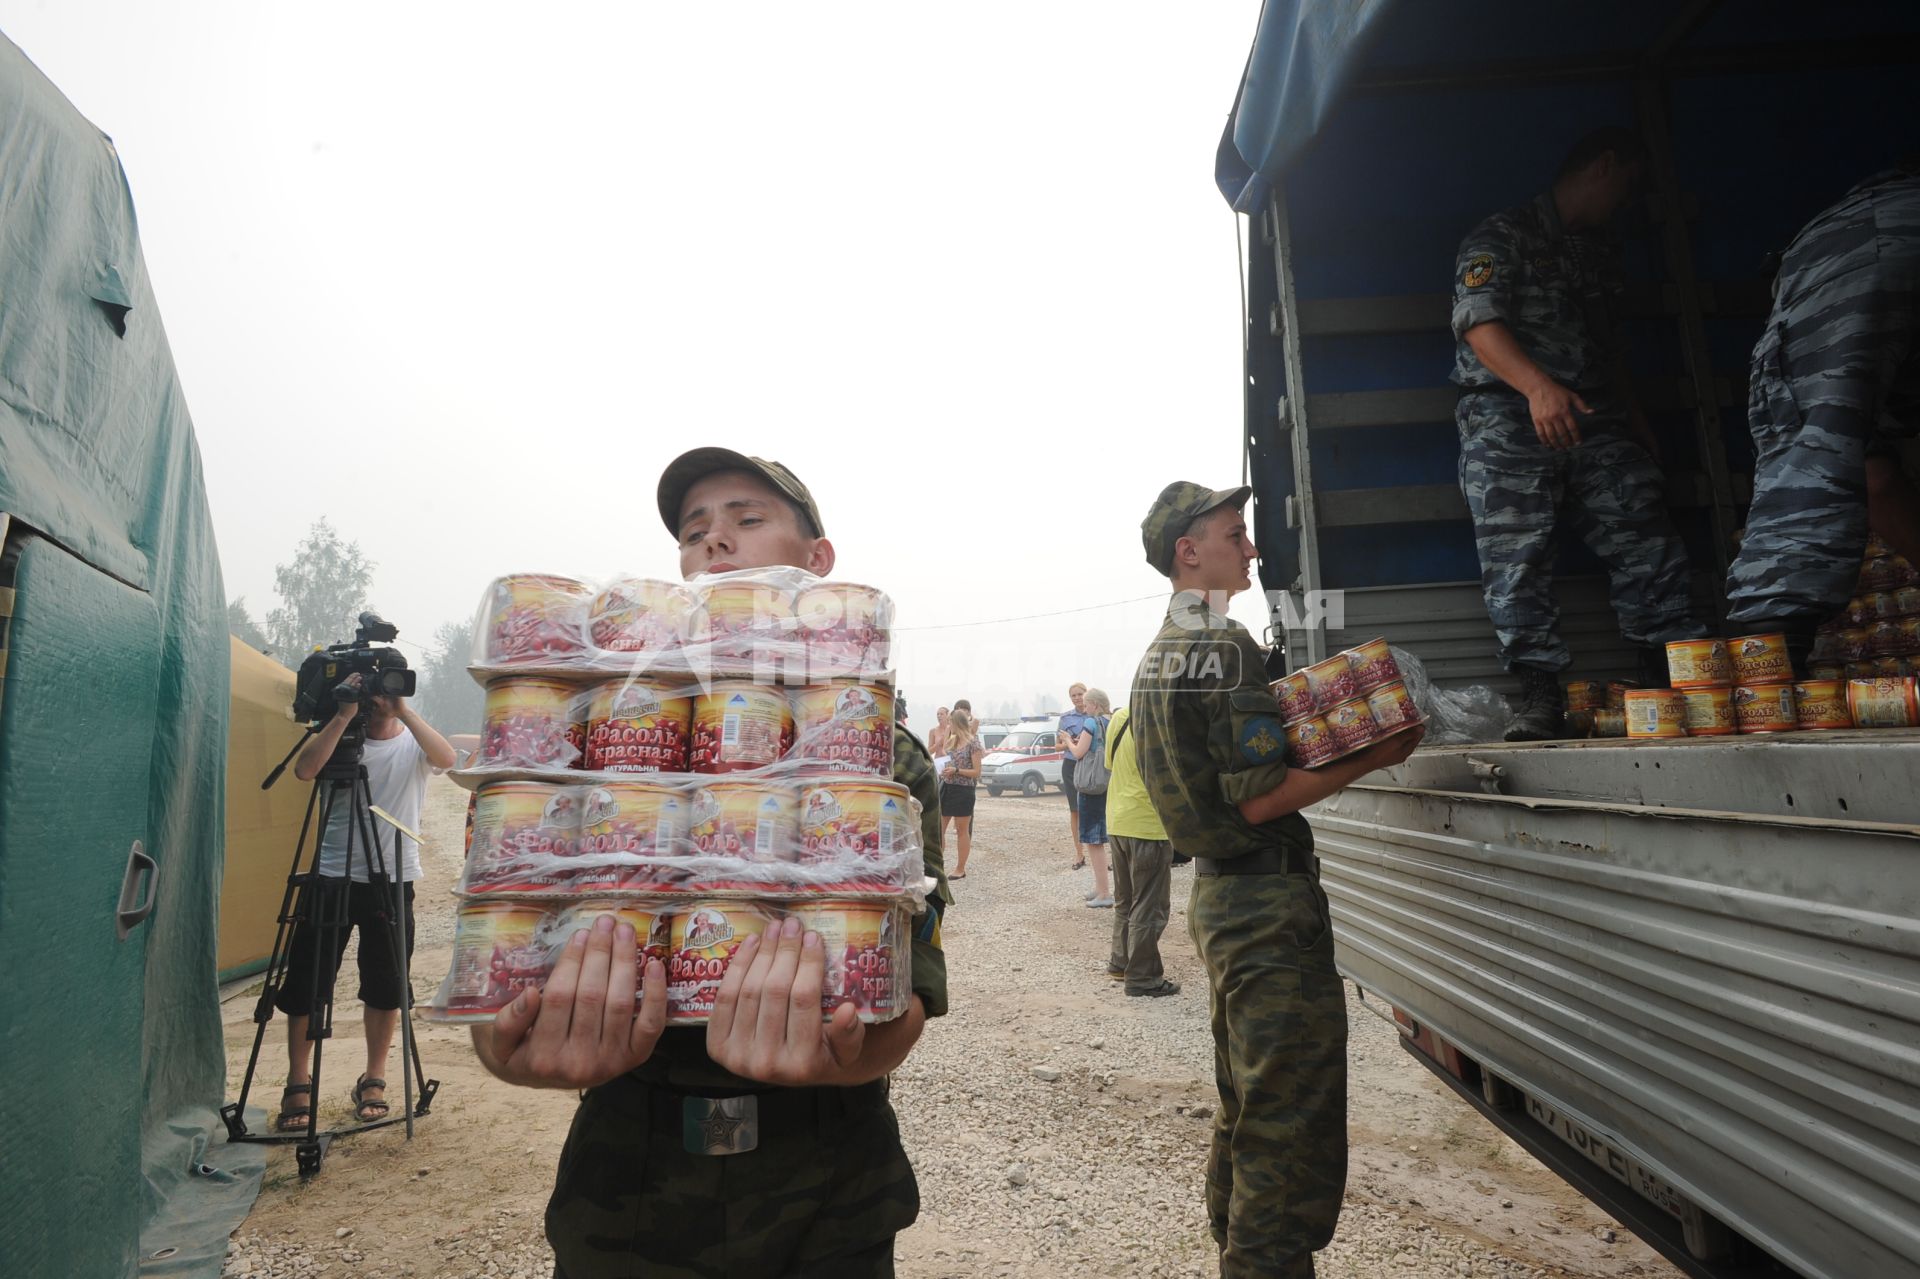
[292,612,418,730]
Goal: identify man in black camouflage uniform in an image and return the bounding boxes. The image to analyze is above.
[472,448,949,1279]
[1726,164,1920,668]
[1452,127,1707,738]
[1129,483,1422,1279]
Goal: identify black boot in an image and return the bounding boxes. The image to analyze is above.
[1504,667,1566,742]
[1635,645,1671,689]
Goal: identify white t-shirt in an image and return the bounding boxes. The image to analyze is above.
[315,729,434,882]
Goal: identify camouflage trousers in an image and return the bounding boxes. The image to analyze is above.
[1458,393,1704,672]
[546,1077,916,1278]
[1725,261,1918,629]
[1108,835,1173,991]
[1189,871,1348,1279]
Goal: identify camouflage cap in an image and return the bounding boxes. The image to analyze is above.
[1140,481,1251,575]
[657,447,825,538]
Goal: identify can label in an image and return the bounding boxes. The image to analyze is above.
[1604,681,1639,711]
[1843,597,1873,627]
[586,678,692,772]
[483,574,591,664]
[444,902,548,1012]
[1302,655,1358,711]
[1900,617,1920,654]
[788,901,898,1019]
[687,782,796,868]
[1323,698,1380,754]
[1592,709,1627,737]
[1861,557,1902,592]
[1343,639,1400,696]
[794,583,892,677]
[668,903,774,1022]
[465,782,576,892]
[1838,628,1875,662]
[1808,662,1848,682]
[481,677,581,769]
[1365,681,1423,731]
[551,900,672,968]
[1729,634,1793,686]
[587,577,694,653]
[575,783,687,890]
[1893,586,1920,617]
[691,683,794,772]
[1665,639,1732,689]
[692,582,798,660]
[1792,680,1852,730]
[791,683,895,775]
[1270,672,1316,725]
[1284,717,1336,767]
[1680,687,1736,736]
[1870,620,1907,658]
[799,780,911,890]
[1624,690,1688,738]
[1733,683,1798,733]
[1847,676,1920,728]
[1565,680,1604,712]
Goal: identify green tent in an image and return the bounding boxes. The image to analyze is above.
[0,32,261,1276]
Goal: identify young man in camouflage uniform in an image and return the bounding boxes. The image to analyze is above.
[471,447,950,1279]
[1725,164,1920,668]
[1129,482,1422,1279]
[1452,127,1707,738]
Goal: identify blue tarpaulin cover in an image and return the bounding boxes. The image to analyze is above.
[1215,0,1396,212]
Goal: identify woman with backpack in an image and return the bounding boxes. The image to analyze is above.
[1067,687,1114,907]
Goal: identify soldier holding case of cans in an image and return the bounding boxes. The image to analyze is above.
[1451,127,1709,740]
[470,447,950,1279]
[1128,482,1423,1279]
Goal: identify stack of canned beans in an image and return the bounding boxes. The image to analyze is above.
[1808,535,1920,681]
[425,568,918,1028]
[1564,680,1640,737]
[1270,638,1426,768]
[1567,631,1918,743]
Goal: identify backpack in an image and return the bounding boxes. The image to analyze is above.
[1072,715,1111,794]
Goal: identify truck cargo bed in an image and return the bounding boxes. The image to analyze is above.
[1313,736,1920,1279]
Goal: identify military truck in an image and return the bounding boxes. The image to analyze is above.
[1219,3,1920,1276]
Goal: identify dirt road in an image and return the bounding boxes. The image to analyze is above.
[221,780,1680,1279]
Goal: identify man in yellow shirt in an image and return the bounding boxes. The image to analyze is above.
[1103,703,1179,997]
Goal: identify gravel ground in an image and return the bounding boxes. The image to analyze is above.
[221,782,1678,1279]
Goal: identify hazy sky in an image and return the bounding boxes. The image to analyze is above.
[4,1,1272,735]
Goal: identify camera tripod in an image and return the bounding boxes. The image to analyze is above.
[221,735,439,1177]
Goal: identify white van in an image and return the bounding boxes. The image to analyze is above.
[979,716,1068,798]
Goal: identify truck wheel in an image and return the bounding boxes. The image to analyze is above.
[987,787,1003,798]
[1021,774,1043,798]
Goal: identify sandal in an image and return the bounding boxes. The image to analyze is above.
[275,1083,313,1133]
[350,1075,391,1123]
[949,872,967,880]
[1070,859,1086,871]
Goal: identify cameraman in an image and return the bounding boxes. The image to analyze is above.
[273,673,456,1131]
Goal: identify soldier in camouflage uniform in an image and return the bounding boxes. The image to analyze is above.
[473,448,950,1279]
[1129,483,1423,1279]
[1725,165,1920,665]
[1452,127,1706,738]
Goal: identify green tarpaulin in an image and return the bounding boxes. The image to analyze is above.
[0,31,259,1277]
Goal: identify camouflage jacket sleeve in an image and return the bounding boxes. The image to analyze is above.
[892,722,950,1018]
[1452,213,1520,340]
[1210,631,1292,807]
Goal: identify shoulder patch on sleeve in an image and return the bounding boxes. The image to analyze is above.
[1462,253,1495,289]
[1239,716,1286,764]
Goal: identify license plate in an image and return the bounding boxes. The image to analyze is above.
[1525,1095,1689,1219]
